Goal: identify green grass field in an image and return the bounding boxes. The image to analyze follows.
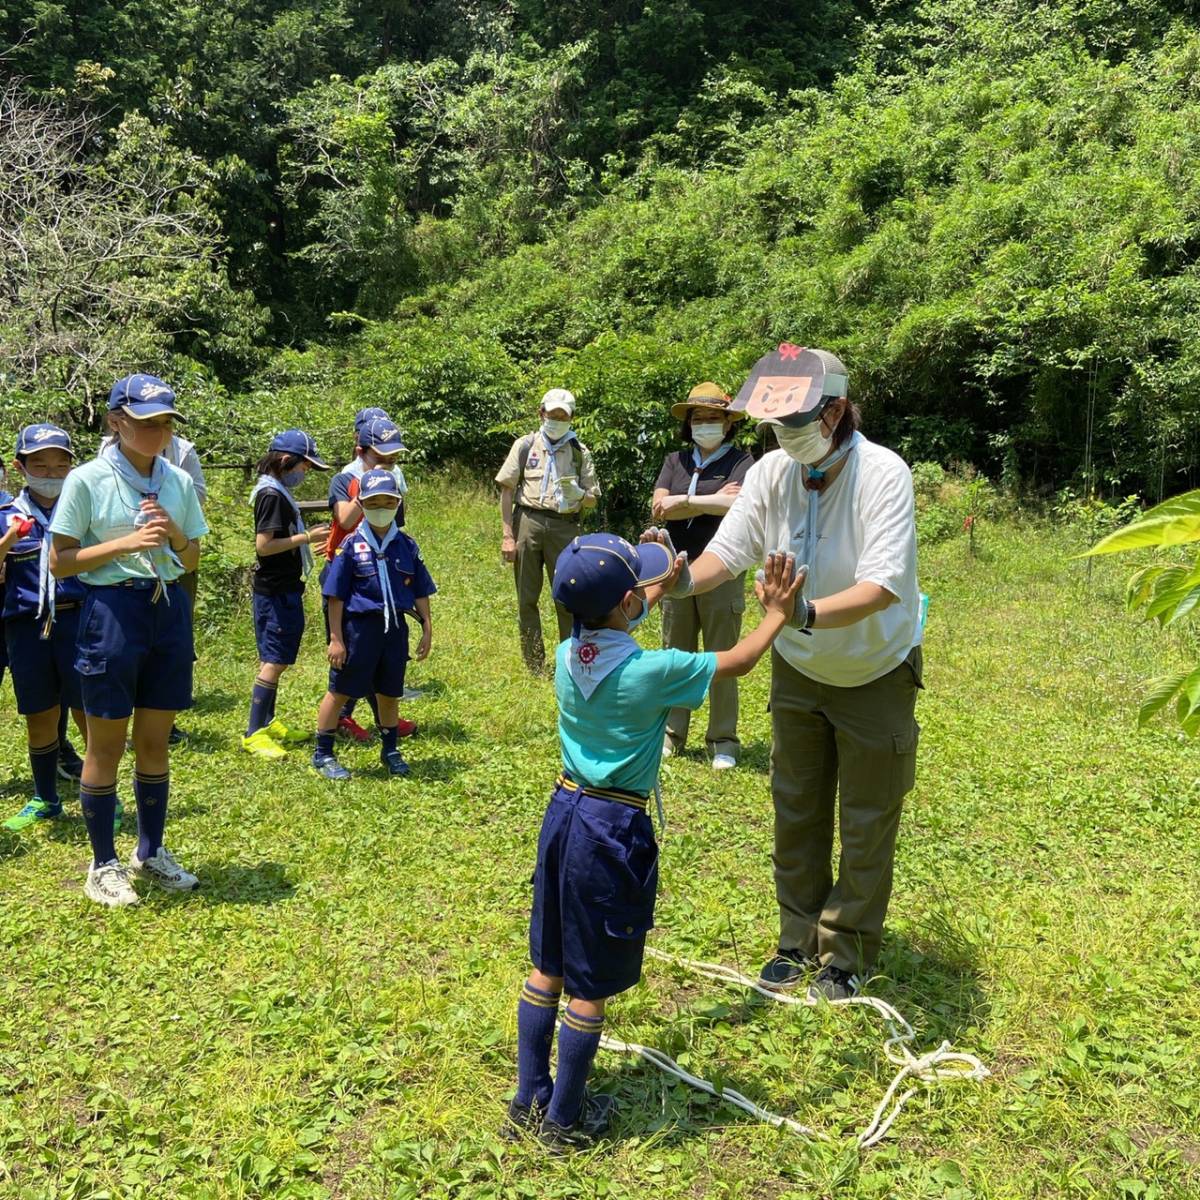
[1,472,1198,1200]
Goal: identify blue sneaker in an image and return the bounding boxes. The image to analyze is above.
[4,797,64,832]
[312,753,352,781]
[382,750,411,778]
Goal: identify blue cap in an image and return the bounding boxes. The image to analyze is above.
[269,429,331,469]
[16,423,75,458]
[107,374,185,420]
[360,417,405,455]
[359,468,401,499]
[552,533,673,621]
[354,407,389,438]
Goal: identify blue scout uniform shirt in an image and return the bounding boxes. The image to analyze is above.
[555,642,717,797]
[0,494,87,618]
[50,458,208,586]
[322,527,435,615]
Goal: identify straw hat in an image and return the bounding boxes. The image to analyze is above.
[670,381,745,421]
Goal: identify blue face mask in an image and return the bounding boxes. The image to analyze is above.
[281,469,306,489]
[624,593,648,631]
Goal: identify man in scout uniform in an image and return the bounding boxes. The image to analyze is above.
[496,389,600,673]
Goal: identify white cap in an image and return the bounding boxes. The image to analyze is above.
[540,387,576,417]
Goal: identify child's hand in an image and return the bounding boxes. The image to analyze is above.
[305,523,331,545]
[122,519,170,553]
[416,623,432,661]
[328,638,347,670]
[755,552,804,621]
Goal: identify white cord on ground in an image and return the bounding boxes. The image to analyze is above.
[600,947,989,1148]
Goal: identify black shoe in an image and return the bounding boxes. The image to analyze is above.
[168,725,188,746]
[759,948,818,990]
[807,965,862,1002]
[500,1096,544,1141]
[538,1090,615,1151]
[56,745,84,782]
[382,750,411,778]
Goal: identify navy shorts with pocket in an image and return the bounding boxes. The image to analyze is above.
[75,582,195,719]
[529,780,659,1001]
[328,611,408,700]
[5,608,84,715]
[253,590,305,665]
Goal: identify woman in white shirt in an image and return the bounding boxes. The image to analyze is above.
[653,346,922,1002]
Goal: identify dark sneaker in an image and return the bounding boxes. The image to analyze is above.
[807,965,862,1002]
[168,725,188,746]
[57,745,84,782]
[759,948,819,991]
[312,754,352,781]
[538,1090,615,1152]
[500,1096,544,1141]
[382,750,411,778]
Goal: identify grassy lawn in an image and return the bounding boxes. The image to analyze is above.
[1,470,1198,1199]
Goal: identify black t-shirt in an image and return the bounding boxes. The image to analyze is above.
[654,445,754,562]
[253,490,304,595]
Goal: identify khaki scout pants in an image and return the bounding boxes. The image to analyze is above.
[513,506,578,672]
[662,573,745,758]
[769,646,922,972]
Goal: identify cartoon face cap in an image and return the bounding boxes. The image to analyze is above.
[730,345,848,428]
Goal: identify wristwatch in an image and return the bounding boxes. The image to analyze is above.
[798,599,816,636]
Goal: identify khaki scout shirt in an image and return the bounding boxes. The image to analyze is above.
[495,431,601,513]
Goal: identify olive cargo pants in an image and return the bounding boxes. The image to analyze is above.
[513,506,577,672]
[662,573,746,759]
[769,645,922,972]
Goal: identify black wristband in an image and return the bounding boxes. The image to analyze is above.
[798,600,816,635]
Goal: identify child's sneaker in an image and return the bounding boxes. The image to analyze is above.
[128,846,200,892]
[262,717,311,745]
[382,750,411,778]
[396,718,417,738]
[337,715,372,743]
[242,729,287,760]
[501,1097,546,1141]
[84,858,140,907]
[538,1091,615,1152]
[312,753,352,781]
[57,744,84,782]
[3,796,63,832]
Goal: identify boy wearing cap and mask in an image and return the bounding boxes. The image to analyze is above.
[505,534,802,1150]
[0,425,88,831]
[496,389,600,674]
[648,346,922,1002]
[312,469,435,781]
[325,413,415,743]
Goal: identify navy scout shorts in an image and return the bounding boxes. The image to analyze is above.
[328,611,408,700]
[529,779,659,1001]
[253,590,305,665]
[5,608,83,714]
[75,581,195,719]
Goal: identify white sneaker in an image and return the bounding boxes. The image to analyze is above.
[401,686,423,700]
[662,736,675,758]
[85,859,140,907]
[129,846,199,892]
[712,753,737,770]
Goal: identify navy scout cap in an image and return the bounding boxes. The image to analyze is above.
[16,424,75,458]
[361,418,405,455]
[730,345,848,428]
[107,374,185,421]
[552,533,673,621]
[359,468,401,499]
[269,429,331,469]
[354,407,389,438]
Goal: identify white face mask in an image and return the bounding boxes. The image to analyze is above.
[541,418,571,442]
[691,422,725,451]
[364,507,397,530]
[22,472,65,499]
[775,421,833,465]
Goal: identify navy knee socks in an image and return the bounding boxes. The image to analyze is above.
[515,981,561,1108]
[80,784,118,867]
[133,771,169,861]
[546,1008,605,1127]
[246,676,277,736]
[29,739,59,808]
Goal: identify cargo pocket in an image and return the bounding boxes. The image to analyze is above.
[893,721,919,798]
[604,904,656,941]
[75,650,107,678]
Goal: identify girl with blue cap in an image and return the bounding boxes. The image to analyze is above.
[0,425,88,831]
[50,374,208,907]
[242,430,331,759]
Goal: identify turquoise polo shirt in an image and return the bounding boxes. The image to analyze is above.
[50,458,208,586]
[555,642,717,795]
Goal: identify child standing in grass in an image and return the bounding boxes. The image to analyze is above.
[241,430,331,760]
[0,425,88,832]
[312,469,433,781]
[506,534,801,1149]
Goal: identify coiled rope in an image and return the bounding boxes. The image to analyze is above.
[600,947,989,1148]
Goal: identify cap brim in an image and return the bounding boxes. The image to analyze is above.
[122,403,186,422]
[304,454,331,470]
[635,540,673,587]
[371,442,405,455]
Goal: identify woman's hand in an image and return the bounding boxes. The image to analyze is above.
[718,482,742,497]
[328,638,347,670]
[305,522,331,545]
[755,552,805,623]
[416,622,432,661]
[659,494,688,518]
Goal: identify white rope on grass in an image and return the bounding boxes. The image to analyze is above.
[600,947,990,1149]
